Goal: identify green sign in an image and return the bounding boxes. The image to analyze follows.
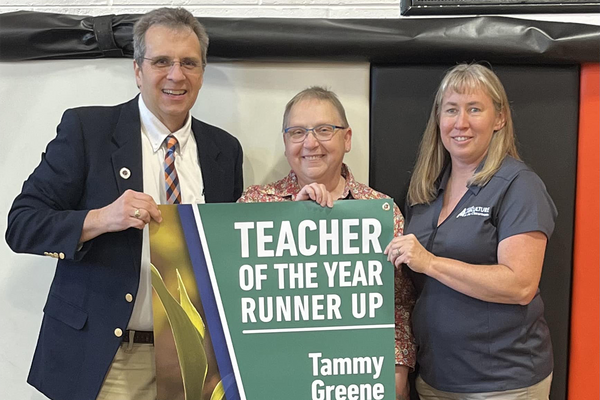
[189,199,396,399]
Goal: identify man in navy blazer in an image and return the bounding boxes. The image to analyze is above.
[6,7,243,400]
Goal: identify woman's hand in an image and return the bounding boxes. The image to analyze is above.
[385,234,436,274]
[386,231,548,305]
[395,365,410,400]
[294,183,335,208]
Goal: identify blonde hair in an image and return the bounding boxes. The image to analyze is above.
[407,63,520,205]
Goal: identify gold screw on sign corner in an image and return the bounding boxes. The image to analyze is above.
[382,202,391,211]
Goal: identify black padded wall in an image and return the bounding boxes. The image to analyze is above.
[1,12,599,64]
[370,64,579,400]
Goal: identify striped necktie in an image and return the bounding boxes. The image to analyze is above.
[164,135,182,204]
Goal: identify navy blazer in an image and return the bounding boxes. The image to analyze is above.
[6,96,243,400]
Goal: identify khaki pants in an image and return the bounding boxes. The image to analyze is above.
[416,373,552,400]
[96,342,157,400]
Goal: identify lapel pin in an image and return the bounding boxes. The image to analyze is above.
[120,167,131,180]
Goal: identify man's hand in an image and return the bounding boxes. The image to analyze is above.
[294,183,335,208]
[80,190,162,243]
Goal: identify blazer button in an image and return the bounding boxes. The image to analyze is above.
[59,252,65,260]
[114,328,123,338]
[125,293,134,303]
[119,167,131,180]
[52,252,59,258]
[43,252,49,256]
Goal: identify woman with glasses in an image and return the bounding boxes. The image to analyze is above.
[239,86,416,399]
[385,64,557,399]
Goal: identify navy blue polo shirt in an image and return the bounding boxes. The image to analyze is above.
[405,156,557,393]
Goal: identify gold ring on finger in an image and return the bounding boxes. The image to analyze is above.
[134,208,141,219]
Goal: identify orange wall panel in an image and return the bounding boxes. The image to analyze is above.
[568,63,600,400]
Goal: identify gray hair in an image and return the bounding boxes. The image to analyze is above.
[282,86,350,131]
[133,7,209,69]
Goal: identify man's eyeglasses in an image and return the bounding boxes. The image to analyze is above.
[143,57,204,73]
[284,124,347,143]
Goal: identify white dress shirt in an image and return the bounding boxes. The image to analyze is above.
[127,96,205,330]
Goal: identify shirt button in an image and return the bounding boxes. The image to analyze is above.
[114,328,123,338]
[125,293,134,303]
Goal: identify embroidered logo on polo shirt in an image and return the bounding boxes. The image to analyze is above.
[456,206,491,218]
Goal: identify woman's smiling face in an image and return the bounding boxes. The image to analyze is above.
[439,88,505,168]
[283,98,352,188]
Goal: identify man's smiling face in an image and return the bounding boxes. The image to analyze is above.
[134,24,204,132]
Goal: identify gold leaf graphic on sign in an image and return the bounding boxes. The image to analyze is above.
[151,264,208,399]
[209,380,225,400]
[177,269,206,340]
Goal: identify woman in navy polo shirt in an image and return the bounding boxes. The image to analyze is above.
[385,64,557,399]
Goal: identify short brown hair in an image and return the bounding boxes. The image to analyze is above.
[133,7,209,69]
[282,87,349,131]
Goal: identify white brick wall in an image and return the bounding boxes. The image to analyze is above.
[0,0,598,24]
